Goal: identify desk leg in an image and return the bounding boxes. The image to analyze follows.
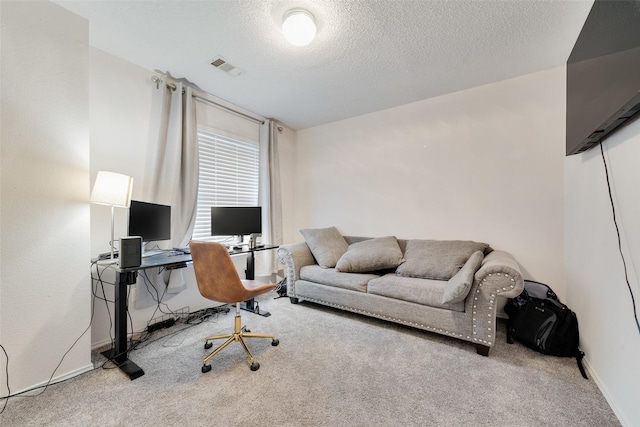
[101,271,145,380]
[241,250,271,317]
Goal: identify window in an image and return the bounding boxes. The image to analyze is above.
[192,129,259,241]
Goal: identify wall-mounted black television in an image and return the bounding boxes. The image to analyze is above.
[566,0,640,156]
[128,200,172,242]
[211,206,262,241]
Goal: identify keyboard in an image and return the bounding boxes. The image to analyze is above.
[142,250,164,258]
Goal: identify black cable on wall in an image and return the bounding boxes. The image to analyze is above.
[600,141,640,335]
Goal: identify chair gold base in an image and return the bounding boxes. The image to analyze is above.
[201,303,278,372]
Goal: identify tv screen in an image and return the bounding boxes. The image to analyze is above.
[566,0,640,155]
[211,206,262,237]
[128,200,171,242]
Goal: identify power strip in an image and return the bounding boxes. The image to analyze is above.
[146,318,175,332]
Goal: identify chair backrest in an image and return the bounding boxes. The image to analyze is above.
[189,241,254,303]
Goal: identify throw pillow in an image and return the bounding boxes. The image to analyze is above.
[300,227,348,269]
[396,239,489,280]
[441,250,484,304]
[335,236,404,273]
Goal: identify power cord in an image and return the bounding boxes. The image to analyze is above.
[94,262,201,359]
[0,261,102,414]
[128,305,229,352]
[0,344,9,414]
[0,262,231,414]
[91,261,166,365]
[600,142,640,335]
[140,269,176,317]
[92,261,115,354]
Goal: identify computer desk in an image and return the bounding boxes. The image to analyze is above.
[98,244,277,380]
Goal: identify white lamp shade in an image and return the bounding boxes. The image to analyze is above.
[282,9,316,46]
[90,171,134,208]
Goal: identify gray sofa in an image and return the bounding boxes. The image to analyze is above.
[277,228,524,356]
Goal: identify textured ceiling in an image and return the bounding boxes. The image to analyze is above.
[53,0,594,130]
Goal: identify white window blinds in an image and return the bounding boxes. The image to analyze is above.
[192,129,260,241]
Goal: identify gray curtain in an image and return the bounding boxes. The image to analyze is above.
[143,81,199,246]
[136,79,199,307]
[257,119,283,277]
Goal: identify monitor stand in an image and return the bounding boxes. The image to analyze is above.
[232,234,246,250]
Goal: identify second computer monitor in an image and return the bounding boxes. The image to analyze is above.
[211,206,262,241]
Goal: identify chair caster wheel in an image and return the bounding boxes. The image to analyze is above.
[250,362,260,371]
[272,339,279,346]
[201,364,212,373]
[204,342,213,349]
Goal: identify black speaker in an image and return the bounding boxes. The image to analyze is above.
[120,236,142,268]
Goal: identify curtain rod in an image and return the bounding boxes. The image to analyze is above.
[151,75,176,91]
[193,94,265,125]
[150,74,265,125]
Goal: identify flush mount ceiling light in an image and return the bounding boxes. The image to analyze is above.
[282,9,316,46]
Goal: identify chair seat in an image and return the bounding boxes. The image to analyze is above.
[241,279,277,298]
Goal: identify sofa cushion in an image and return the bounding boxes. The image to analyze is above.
[300,226,348,268]
[441,250,484,304]
[396,239,489,280]
[300,265,378,293]
[367,274,465,312]
[335,236,404,273]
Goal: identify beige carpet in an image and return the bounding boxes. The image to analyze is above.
[0,292,620,426]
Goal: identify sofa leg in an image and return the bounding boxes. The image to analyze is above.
[475,344,490,357]
[289,297,299,304]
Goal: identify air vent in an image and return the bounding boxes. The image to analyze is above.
[210,56,242,77]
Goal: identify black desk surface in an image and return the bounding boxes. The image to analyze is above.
[113,244,278,273]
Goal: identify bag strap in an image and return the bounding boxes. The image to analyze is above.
[506,319,514,344]
[576,350,588,380]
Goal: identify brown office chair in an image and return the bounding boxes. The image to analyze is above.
[189,240,279,372]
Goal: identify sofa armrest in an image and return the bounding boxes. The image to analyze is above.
[277,242,316,297]
[467,250,524,349]
[474,250,524,299]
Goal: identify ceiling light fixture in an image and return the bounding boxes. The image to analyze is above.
[282,9,316,47]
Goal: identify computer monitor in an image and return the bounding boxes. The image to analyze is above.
[128,200,171,243]
[211,206,262,243]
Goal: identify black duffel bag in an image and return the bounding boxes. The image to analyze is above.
[504,280,588,379]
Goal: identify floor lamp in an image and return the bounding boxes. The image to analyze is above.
[90,171,134,262]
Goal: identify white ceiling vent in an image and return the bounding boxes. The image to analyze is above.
[210,56,243,77]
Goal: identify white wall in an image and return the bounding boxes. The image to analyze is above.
[0,1,92,394]
[565,119,640,426]
[293,68,566,297]
[89,48,155,257]
[89,48,214,348]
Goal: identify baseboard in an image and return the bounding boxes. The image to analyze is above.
[582,356,628,426]
[91,338,113,351]
[8,362,94,398]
